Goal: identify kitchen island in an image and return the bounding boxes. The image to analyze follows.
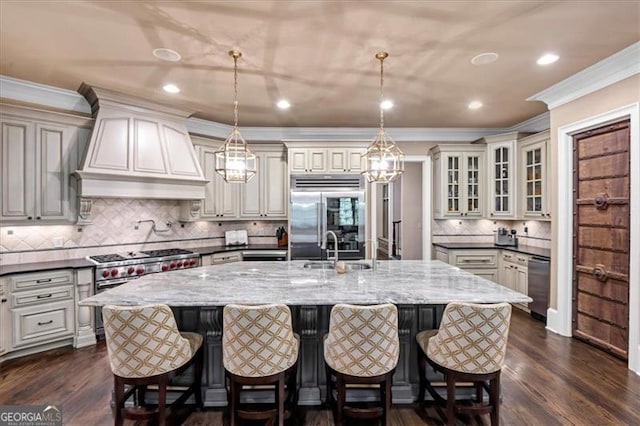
[81,260,531,406]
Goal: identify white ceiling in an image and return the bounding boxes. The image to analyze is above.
[1,1,639,128]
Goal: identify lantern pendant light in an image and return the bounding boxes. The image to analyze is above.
[214,50,257,183]
[361,52,404,183]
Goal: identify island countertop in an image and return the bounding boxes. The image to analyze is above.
[80,260,532,307]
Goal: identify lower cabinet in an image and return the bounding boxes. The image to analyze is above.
[0,280,8,356]
[201,251,243,266]
[499,251,530,310]
[2,269,77,360]
[448,249,499,282]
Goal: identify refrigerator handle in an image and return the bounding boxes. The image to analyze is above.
[317,202,323,247]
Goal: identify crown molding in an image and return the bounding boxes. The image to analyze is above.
[2,74,549,141]
[0,75,91,114]
[187,117,502,142]
[506,111,550,132]
[527,41,640,109]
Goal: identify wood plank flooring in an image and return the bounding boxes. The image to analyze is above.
[1,309,639,425]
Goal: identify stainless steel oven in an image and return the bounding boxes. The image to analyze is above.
[88,248,200,337]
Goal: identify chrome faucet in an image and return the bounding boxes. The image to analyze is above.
[365,239,378,271]
[325,231,339,264]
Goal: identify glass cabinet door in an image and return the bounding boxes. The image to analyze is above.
[446,156,460,213]
[493,146,510,213]
[466,155,480,214]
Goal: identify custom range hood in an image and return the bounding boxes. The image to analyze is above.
[74,84,207,203]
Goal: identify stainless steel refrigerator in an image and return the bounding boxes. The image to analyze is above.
[290,174,365,260]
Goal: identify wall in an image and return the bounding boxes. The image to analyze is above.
[549,74,640,309]
[400,162,423,259]
[0,198,285,265]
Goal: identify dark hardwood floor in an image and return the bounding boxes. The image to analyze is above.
[1,309,638,425]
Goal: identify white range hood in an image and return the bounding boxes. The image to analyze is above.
[74,84,207,203]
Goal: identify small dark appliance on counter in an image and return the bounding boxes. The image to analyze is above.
[276,227,288,247]
[495,227,518,247]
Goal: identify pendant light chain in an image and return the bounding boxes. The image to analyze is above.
[233,52,239,128]
[379,54,384,130]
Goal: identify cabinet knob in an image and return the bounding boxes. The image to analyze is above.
[36,216,41,220]
[28,216,33,220]
[1,298,7,303]
[490,213,494,216]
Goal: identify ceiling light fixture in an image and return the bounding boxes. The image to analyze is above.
[162,83,180,94]
[277,99,291,109]
[471,52,499,65]
[380,99,394,110]
[214,50,256,183]
[468,100,483,109]
[537,53,559,66]
[361,52,404,184]
[152,48,182,62]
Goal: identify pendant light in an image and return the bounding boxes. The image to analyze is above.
[361,52,404,183]
[214,50,256,183]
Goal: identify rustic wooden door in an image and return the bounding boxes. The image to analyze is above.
[573,120,630,360]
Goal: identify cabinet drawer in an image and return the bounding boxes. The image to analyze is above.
[211,252,242,264]
[12,300,74,348]
[11,285,74,308]
[449,250,498,268]
[9,269,74,291]
[502,251,529,266]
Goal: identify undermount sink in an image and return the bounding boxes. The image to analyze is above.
[303,261,372,270]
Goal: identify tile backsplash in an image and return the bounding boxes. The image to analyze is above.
[432,219,551,248]
[0,198,286,265]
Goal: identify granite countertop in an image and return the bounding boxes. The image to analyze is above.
[80,260,532,307]
[194,244,286,256]
[433,242,551,259]
[0,244,286,277]
[0,258,95,277]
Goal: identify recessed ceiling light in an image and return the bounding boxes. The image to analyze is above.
[163,84,180,94]
[468,100,483,110]
[380,99,394,110]
[276,99,291,109]
[537,53,559,66]
[471,52,499,65]
[153,48,181,62]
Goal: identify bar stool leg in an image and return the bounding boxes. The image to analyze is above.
[417,350,427,403]
[113,376,124,426]
[277,374,285,426]
[336,374,345,426]
[446,374,456,426]
[158,378,167,426]
[384,375,392,426]
[490,374,500,425]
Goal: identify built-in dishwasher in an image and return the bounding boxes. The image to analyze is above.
[528,256,550,321]
[241,250,288,261]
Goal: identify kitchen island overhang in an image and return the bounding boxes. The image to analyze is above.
[81,260,531,406]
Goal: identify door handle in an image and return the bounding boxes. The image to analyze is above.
[575,264,628,283]
[317,203,322,247]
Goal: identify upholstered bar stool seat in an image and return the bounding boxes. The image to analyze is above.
[324,303,399,426]
[222,303,299,426]
[416,302,512,426]
[102,304,204,426]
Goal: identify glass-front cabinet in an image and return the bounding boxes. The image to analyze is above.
[431,145,485,219]
[519,130,550,219]
[485,134,520,219]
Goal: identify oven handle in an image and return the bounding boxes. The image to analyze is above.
[96,278,135,291]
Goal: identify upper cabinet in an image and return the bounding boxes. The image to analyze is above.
[482,132,531,219]
[431,145,486,219]
[187,137,288,221]
[0,105,92,225]
[285,142,368,175]
[288,148,327,173]
[327,148,365,173]
[240,145,288,219]
[519,130,551,220]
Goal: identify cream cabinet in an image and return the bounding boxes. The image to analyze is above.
[328,148,365,173]
[0,279,8,356]
[487,139,516,218]
[431,145,486,218]
[240,145,288,219]
[9,269,75,350]
[448,249,499,282]
[519,130,551,220]
[499,251,529,310]
[289,148,327,173]
[201,251,243,265]
[0,110,90,225]
[197,143,239,220]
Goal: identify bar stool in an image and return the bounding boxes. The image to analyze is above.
[102,304,204,426]
[324,303,399,426]
[222,303,299,426]
[416,302,512,426]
